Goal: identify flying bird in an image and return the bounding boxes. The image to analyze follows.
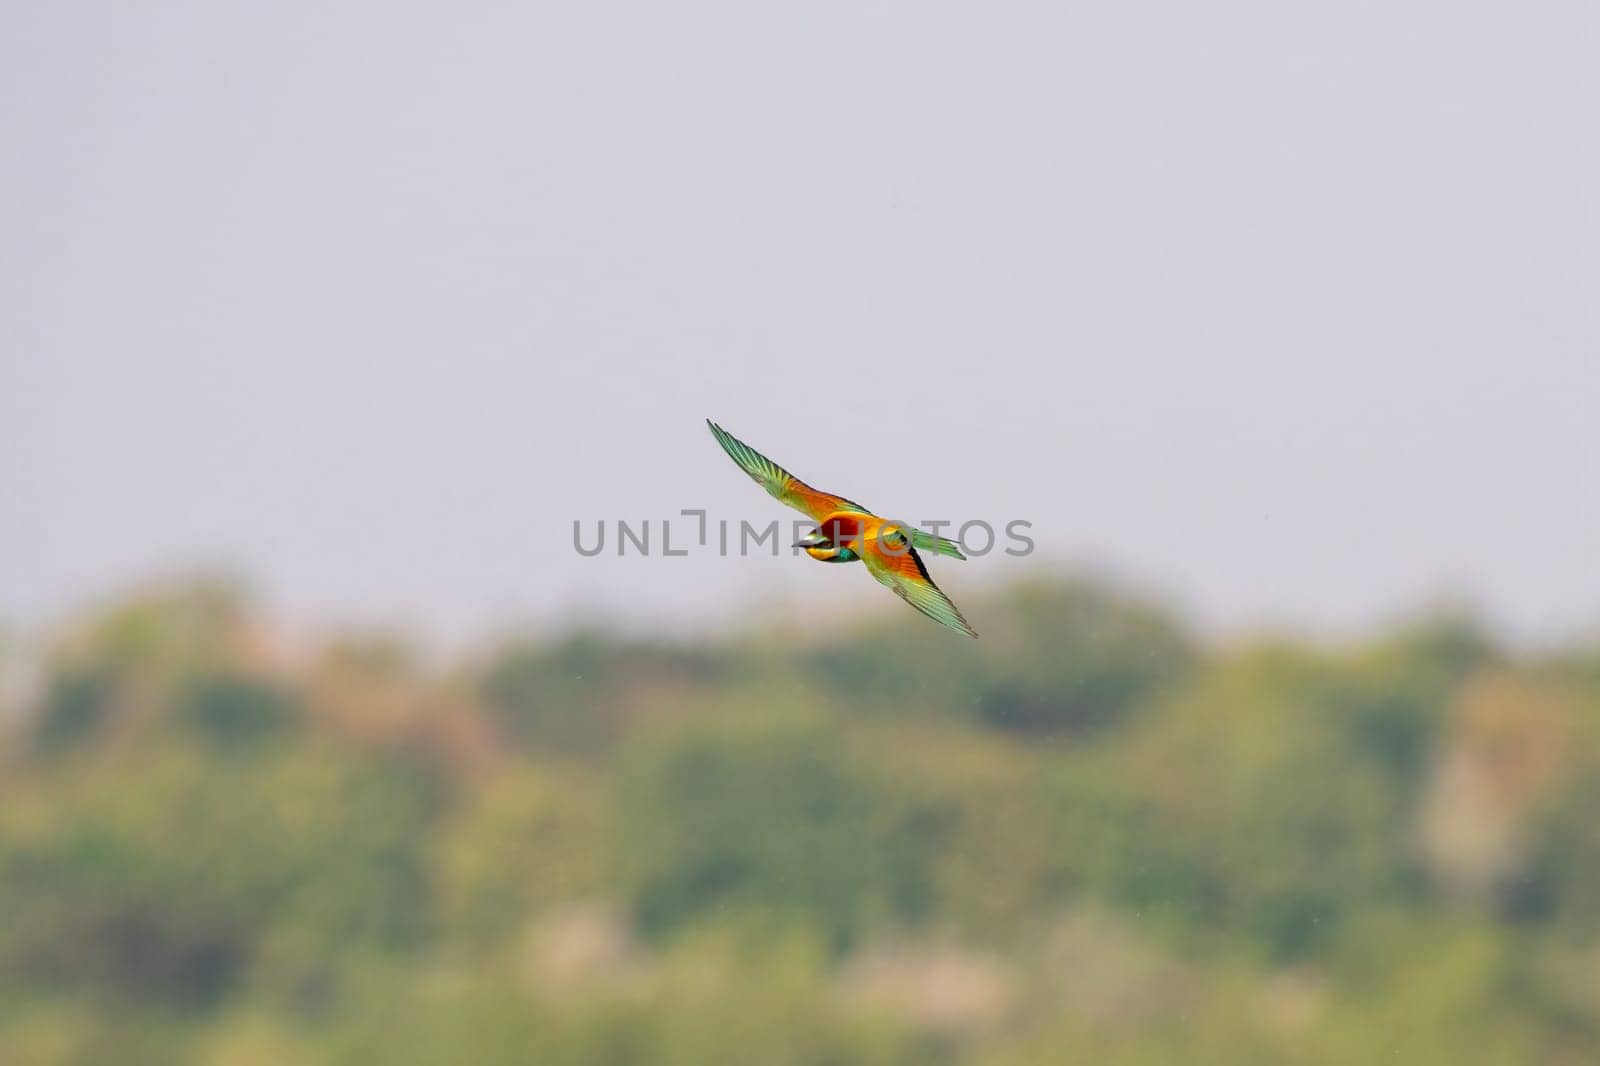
[707,420,978,638]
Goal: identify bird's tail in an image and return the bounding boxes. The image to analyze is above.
[911,529,967,560]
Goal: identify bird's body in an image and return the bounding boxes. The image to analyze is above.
[707,420,978,637]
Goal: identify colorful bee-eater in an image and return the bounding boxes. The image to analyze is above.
[707,420,978,638]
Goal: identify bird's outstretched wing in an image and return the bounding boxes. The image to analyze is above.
[860,532,979,638]
[707,420,867,522]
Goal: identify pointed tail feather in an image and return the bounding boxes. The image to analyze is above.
[910,530,966,561]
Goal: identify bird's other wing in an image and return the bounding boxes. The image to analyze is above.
[706,420,867,522]
[860,533,979,638]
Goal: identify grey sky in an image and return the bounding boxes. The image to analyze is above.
[2,3,1595,644]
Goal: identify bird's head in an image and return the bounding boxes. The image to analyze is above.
[794,528,832,550]
[794,527,858,563]
[794,527,836,561]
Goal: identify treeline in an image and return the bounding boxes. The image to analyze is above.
[1,576,1597,1064]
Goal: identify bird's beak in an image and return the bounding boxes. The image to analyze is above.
[793,530,830,549]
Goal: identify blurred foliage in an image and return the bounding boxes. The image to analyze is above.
[0,575,1597,1064]
[616,715,934,947]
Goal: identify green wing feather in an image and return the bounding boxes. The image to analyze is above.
[861,540,979,638]
[706,420,866,520]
